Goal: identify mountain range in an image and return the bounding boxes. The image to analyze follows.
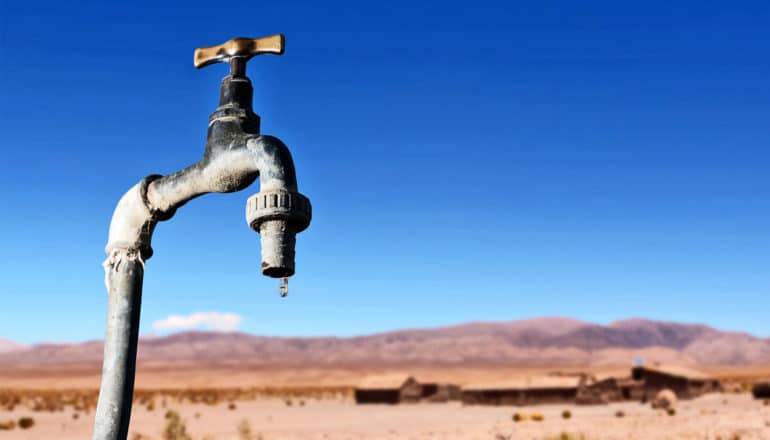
[1,317,769,368]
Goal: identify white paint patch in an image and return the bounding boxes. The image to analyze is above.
[152,312,242,332]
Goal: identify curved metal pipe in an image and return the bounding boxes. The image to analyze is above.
[146,134,298,214]
[92,134,307,439]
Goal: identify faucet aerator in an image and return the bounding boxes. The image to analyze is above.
[259,219,296,278]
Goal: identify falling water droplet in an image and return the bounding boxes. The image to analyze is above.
[279,277,289,298]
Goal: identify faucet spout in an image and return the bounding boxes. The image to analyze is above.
[245,135,310,278]
[140,132,311,278]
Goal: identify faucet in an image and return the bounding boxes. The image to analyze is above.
[92,34,312,440]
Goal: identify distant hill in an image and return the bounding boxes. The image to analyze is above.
[1,317,769,368]
[0,337,26,354]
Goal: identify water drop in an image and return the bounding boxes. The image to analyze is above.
[279,277,289,297]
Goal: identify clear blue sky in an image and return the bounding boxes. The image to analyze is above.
[1,1,768,344]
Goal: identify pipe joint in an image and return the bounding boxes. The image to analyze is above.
[105,175,174,260]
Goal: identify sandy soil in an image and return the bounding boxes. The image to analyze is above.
[0,393,768,440]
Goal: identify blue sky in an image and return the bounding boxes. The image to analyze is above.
[1,1,768,344]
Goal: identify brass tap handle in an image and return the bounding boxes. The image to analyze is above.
[194,34,285,74]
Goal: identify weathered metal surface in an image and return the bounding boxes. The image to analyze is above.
[92,250,144,439]
[93,35,311,440]
[246,189,311,277]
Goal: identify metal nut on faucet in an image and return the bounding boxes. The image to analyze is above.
[246,189,311,277]
[246,189,311,231]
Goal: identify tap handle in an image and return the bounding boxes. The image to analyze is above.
[194,34,285,75]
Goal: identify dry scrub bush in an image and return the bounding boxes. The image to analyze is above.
[238,420,250,439]
[0,389,98,414]
[512,412,544,422]
[238,419,264,440]
[0,386,349,415]
[163,410,191,440]
[547,432,586,440]
[511,413,545,422]
[18,417,35,429]
[561,409,571,419]
[0,419,16,430]
[716,434,743,440]
[666,408,676,416]
[546,433,588,440]
[614,410,625,418]
[651,389,677,410]
[753,382,770,399]
[228,402,237,410]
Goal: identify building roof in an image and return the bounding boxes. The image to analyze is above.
[638,364,711,380]
[356,374,416,390]
[462,376,580,391]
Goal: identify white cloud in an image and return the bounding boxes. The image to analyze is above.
[152,312,242,332]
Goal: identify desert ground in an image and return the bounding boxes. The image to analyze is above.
[1,365,770,439]
[0,392,769,439]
